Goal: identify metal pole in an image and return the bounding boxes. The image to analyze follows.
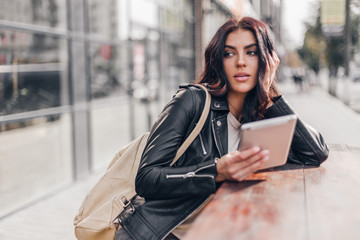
[345,0,351,77]
[194,0,203,80]
[127,0,136,140]
[343,0,351,105]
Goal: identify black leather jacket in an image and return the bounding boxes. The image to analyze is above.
[121,84,329,240]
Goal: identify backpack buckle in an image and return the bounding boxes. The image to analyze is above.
[120,196,131,208]
[115,196,136,226]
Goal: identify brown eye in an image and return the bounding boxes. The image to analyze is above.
[247,50,258,56]
[224,51,235,57]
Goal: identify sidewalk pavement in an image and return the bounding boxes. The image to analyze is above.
[1,81,360,240]
[279,80,360,148]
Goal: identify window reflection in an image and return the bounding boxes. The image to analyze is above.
[0,0,199,219]
[88,0,118,37]
[158,5,195,91]
[0,0,67,29]
[0,113,73,217]
[89,43,126,99]
[0,30,68,116]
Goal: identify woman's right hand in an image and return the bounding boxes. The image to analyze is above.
[215,147,269,182]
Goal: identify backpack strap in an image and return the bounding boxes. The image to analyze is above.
[118,84,210,214]
[170,84,211,166]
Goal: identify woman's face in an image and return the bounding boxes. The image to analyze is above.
[223,28,259,97]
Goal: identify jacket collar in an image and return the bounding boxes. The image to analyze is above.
[210,96,229,156]
[211,96,229,112]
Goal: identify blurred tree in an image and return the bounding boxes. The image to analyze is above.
[297,16,324,74]
[286,51,303,68]
[351,12,360,48]
[298,4,360,96]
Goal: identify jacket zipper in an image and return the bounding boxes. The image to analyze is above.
[198,134,207,155]
[166,163,215,179]
[211,119,222,156]
[162,119,218,239]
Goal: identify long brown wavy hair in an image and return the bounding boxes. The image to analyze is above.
[197,17,280,122]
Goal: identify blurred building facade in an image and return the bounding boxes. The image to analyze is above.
[0,0,282,218]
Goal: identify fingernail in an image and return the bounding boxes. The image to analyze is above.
[263,156,269,162]
[253,146,260,152]
[262,149,269,155]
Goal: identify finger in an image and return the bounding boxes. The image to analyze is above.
[245,149,269,168]
[270,52,280,72]
[268,52,275,66]
[217,149,268,181]
[269,51,280,69]
[236,146,261,160]
[232,152,269,180]
[233,149,269,170]
[265,51,280,91]
[265,60,272,91]
[232,156,267,181]
[272,51,280,65]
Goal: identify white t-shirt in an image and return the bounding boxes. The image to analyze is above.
[227,112,242,153]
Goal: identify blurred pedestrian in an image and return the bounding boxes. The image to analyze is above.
[116,17,329,240]
[292,70,304,92]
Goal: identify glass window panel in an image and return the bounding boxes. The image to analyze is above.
[88,0,118,37]
[159,6,195,88]
[177,18,195,82]
[91,102,131,170]
[132,98,163,138]
[89,42,128,99]
[0,30,68,116]
[91,96,164,170]
[89,41,131,169]
[130,0,158,28]
[0,0,67,29]
[0,113,73,218]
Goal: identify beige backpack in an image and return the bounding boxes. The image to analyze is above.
[73,85,210,240]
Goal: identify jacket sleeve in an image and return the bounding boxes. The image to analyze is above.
[135,86,217,199]
[264,95,329,166]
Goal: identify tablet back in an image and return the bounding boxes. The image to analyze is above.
[238,114,297,170]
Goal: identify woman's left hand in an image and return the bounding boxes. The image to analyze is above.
[264,50,280,92]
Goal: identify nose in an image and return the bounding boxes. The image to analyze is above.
[236,53,246,68]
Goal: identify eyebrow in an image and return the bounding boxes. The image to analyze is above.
[224,43,257,50]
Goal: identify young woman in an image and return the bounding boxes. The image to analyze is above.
[116,17,329,240]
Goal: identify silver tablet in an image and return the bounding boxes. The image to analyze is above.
[238,114,297,170]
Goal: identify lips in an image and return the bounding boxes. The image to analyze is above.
[234,72,250,81]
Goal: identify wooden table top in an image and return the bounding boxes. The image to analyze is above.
[183,145,360,240]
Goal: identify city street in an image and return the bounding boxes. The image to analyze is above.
[328,77,360,113]
[281,78,360,148]
[1,0,360,239]
[1,81,360,240]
